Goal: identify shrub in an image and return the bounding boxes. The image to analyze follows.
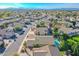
[0,23,8,29]
[36,21,46,27]
[23,41,27,48]
[36,24,40,27]
[59,41,66,51]
[33,44,42,48]
[14,53,19,56]
[13,25,22,32]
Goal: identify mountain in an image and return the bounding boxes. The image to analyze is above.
[0,8,79,11]
[51,8,79,11]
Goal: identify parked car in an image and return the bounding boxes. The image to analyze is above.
[16,30,25,35]
[24,21,32,25]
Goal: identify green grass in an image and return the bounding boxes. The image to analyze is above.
[59,51,65,56]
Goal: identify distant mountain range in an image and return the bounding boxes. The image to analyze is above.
[1,8,79,11]
[50,8,79,10]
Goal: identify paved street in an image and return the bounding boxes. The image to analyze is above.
[0,17,20,25]
[3,22,34,56]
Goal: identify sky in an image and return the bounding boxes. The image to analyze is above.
[0,3,79,9]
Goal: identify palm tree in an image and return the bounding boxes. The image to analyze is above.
[61,33,70,55]
[62,33,69,41]
[72,42,79,55]
[67,39,79,56]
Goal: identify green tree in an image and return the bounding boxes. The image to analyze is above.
[0,23,8,29]
[67,39,79,56]
[53,27,59,36]
[13,25,22,32]
[40,21,45,27]
[72,21,76,28]
[36,21,46,27]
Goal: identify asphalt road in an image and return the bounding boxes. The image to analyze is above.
[3,23,34,56]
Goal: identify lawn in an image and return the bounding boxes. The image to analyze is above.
[59,51,65,56]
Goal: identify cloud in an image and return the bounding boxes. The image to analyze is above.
[0,6,18,9]
[0,3,23,9]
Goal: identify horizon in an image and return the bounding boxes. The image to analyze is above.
[0,3,79,9]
